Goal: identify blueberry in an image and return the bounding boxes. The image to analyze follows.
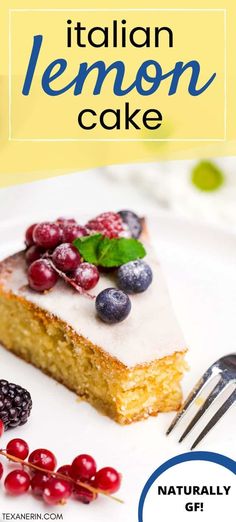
[118,210,142,239]
[117,259,153,294]
[95,288,131,324]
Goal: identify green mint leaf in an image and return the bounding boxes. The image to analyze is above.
[191,161,224,192]
[73,234,146,267]
[97,237,146,267]
[73,234,102,265]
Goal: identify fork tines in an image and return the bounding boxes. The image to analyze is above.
[166,354,236,449]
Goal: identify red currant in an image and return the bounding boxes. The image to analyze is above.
[25,224,37,247]
[0,462,3,479]
[57,464,72,478]
[4,470,30,495]
[74,481,97,504]
[94,467,121,493]
[25,245,43,265]
[52,243,81,272]
[28,259,58,292]
[28,448,57,472]
[6,439,29,460]
[0,419,4,437]
[43,477,72,505]
[62,224,88,243]
[72,263,100,290]
[33,222,61,249]
[71,454,97,481]
[31,472,50,497]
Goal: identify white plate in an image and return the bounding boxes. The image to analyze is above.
[0,211,236,521]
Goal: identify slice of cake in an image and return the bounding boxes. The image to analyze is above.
[0,211,187,424]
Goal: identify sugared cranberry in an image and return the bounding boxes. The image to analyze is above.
[43,477,72,505]
[94,467,121,493]
[62,224,88,243]
[74,481,97,504]
[71,454,97,481]
[52,243,81,272]
[28,259,58,292]
[0,462,3,479]
[25,245,43,265]
[31,472,50,497]
[28,449,57,472]
[7,439,29,460]
[72,263,99,290]
[4,470,30,495]
[25,224,37,247]
[33,222,61,249]
[57,465,72,478]
[0,419,4,437]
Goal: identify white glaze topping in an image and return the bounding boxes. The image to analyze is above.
[0,245,186,367]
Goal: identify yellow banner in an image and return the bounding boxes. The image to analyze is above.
[0,0,235,187]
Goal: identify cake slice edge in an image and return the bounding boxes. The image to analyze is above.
[0,284,187,424]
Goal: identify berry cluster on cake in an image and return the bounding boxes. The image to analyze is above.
[0,211,187,424]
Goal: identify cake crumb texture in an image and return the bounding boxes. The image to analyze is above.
[0,288,187,424]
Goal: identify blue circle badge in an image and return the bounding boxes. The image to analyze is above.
[138,451,236,522]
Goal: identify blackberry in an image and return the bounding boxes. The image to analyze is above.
[0,379,32,430]
[118,210,143,239]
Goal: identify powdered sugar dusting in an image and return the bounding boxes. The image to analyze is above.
[0,245,186,367]
[117,259,153,293]
[54,243,71,261]
[79,266,93,282]
[120,260,150,281]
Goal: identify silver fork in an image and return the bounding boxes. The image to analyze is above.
[166,353,236,449]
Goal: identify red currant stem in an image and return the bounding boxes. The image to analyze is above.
[0,450,123,504]
[44,254,95,300]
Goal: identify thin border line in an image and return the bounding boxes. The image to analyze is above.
[9,138,226,142]
[8,11,12,141]
[9,8,227,142]
[9,8,226,13]
[224,9,227,140]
